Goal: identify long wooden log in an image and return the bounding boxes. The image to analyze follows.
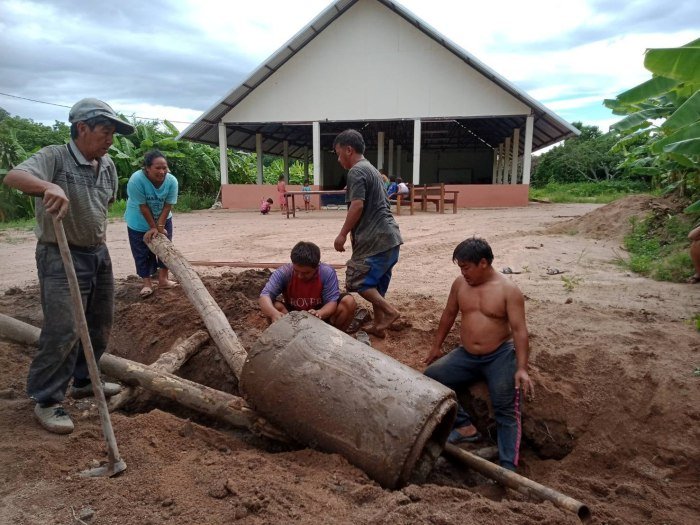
[100,353,289,442]
[108,330,209,411]
[444,444,591,522]
[190,261,345,270]
[145,235,247,378]
[0,313,40,346]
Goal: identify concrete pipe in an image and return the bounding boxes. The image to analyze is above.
[240,311,457,489]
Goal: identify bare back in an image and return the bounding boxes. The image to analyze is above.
[455,272,522,354]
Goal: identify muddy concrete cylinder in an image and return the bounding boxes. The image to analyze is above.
[240,312,457,489]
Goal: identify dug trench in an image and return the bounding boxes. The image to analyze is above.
[0,265,698,524]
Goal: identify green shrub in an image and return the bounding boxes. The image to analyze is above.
[174,192,215,212]
[530,180,651,203]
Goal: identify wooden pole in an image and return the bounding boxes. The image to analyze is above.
[108,330,209,411]
[0,312,40,346]
[145,235,247,378]
[189,261,345,269]
[99,354,289,442]
[444,444,591,522]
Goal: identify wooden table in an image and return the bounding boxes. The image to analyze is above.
[284,190,347,218]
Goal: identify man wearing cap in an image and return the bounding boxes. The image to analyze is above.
[3,98,134,434]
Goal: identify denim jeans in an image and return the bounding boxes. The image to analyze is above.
[424,341,522,470]
[27,243,114,405]
[127,217,173,278]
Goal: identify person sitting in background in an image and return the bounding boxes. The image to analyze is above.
[260,197,273,215]
[396,177,409,197]
[259,241,357,331]
[386,176,398,198]
[688,224,700,283]
[379,168,390,190]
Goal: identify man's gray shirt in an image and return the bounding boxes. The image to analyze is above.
[14,140,118,247]
[345,159,402,260]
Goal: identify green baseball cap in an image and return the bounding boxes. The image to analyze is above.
[69,98,135,135]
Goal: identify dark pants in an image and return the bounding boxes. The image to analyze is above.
[424,341,522,470]
[127,217,173,278]
[27,243,114,405]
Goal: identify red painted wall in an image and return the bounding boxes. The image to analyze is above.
[221,184,529,209]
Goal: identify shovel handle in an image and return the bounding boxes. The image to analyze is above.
[52,216,124,470]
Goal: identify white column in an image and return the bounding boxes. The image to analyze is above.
[218,122,228,186]
[504,136,511,185]
[510,128,520,185]
[303,147,309,180]
[497,144,504,183]
[283,140,289,183]
[522,115,534,185]
[492,148,498,184]
[388,139,394,176]
[412,119,421,185]
[377,131,385,170]
[255,133,263,185]
[396,145,402,177]
[312,121,321,186]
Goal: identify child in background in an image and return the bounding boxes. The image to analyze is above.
[260,197,273,215]
[379,168,390,191]
[277,175,287,213]
[302,178,312,212]
[396,177,409,196]
[386,175,398,198]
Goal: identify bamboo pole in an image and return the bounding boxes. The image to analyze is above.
[108,330,209,411]
[444,444,591,522]
[189,261,345,270]
[100,354,289,442]
[145,235,247,378]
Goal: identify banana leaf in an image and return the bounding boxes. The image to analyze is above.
[644,47,700,84]
[651,122,700,153]
[684,199,700,213]
[615,76,679,104]
[661,90,700,130]
[662,138,700,156]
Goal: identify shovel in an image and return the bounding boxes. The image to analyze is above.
[52,216,126,477]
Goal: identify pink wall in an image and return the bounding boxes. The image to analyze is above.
[221,184,529,209]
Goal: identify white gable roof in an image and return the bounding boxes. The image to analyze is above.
[179,0,578,152]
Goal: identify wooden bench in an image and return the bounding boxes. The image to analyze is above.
[414,183,459,214]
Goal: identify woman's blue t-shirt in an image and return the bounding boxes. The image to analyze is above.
[124,170,179,232]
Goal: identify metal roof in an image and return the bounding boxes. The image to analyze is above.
[178,0,579,156]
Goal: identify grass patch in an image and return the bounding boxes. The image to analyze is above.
[174,193,215,212]
[530,180,652,203]
[622,212,698,283]
[0,217,35,231]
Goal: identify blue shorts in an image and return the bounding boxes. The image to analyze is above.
[346,245,400,297]
[127,218,173,278]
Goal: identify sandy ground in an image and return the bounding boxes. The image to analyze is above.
[0,198,698,524]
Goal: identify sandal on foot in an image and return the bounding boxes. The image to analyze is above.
[687,274,700,284]
[139,286,154,298]
[448,428,482,444]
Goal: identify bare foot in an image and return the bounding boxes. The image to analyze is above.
[363,324,386,339]
[687,274,700,284]
[375,311,400,333]
[158,280,179,288]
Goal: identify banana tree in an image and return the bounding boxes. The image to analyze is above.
[605,38,700,211]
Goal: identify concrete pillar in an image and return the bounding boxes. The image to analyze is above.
[492,148,498,184]
[218,122,228,186]
[412,119,421,185]
[497,144,504,183]
[255,133,263,185]
[304,147,309,179]
[522,115,534,185]
[510,128,520,185]
[504,136,511,186]
[283,140,289,183]
[377,131,385,170]
[312,121,321,186]
[396,145,402,177]
[388,139,394,177]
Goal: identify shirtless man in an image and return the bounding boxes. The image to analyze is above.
[424,237,533,471]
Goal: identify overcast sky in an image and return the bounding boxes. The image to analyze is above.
[1,0,698,135]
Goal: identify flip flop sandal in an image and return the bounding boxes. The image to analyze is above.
[139,286,154,298]
[546,268,566,275]
[448,428,482,444]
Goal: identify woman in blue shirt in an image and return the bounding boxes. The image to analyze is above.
[124,150,179,298]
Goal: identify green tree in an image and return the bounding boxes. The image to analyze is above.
[605,38,700,211]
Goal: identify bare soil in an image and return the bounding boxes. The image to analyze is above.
[0,197,698,525]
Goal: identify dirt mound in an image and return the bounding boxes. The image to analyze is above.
[544,194,689,240]
[1,267,699,524]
